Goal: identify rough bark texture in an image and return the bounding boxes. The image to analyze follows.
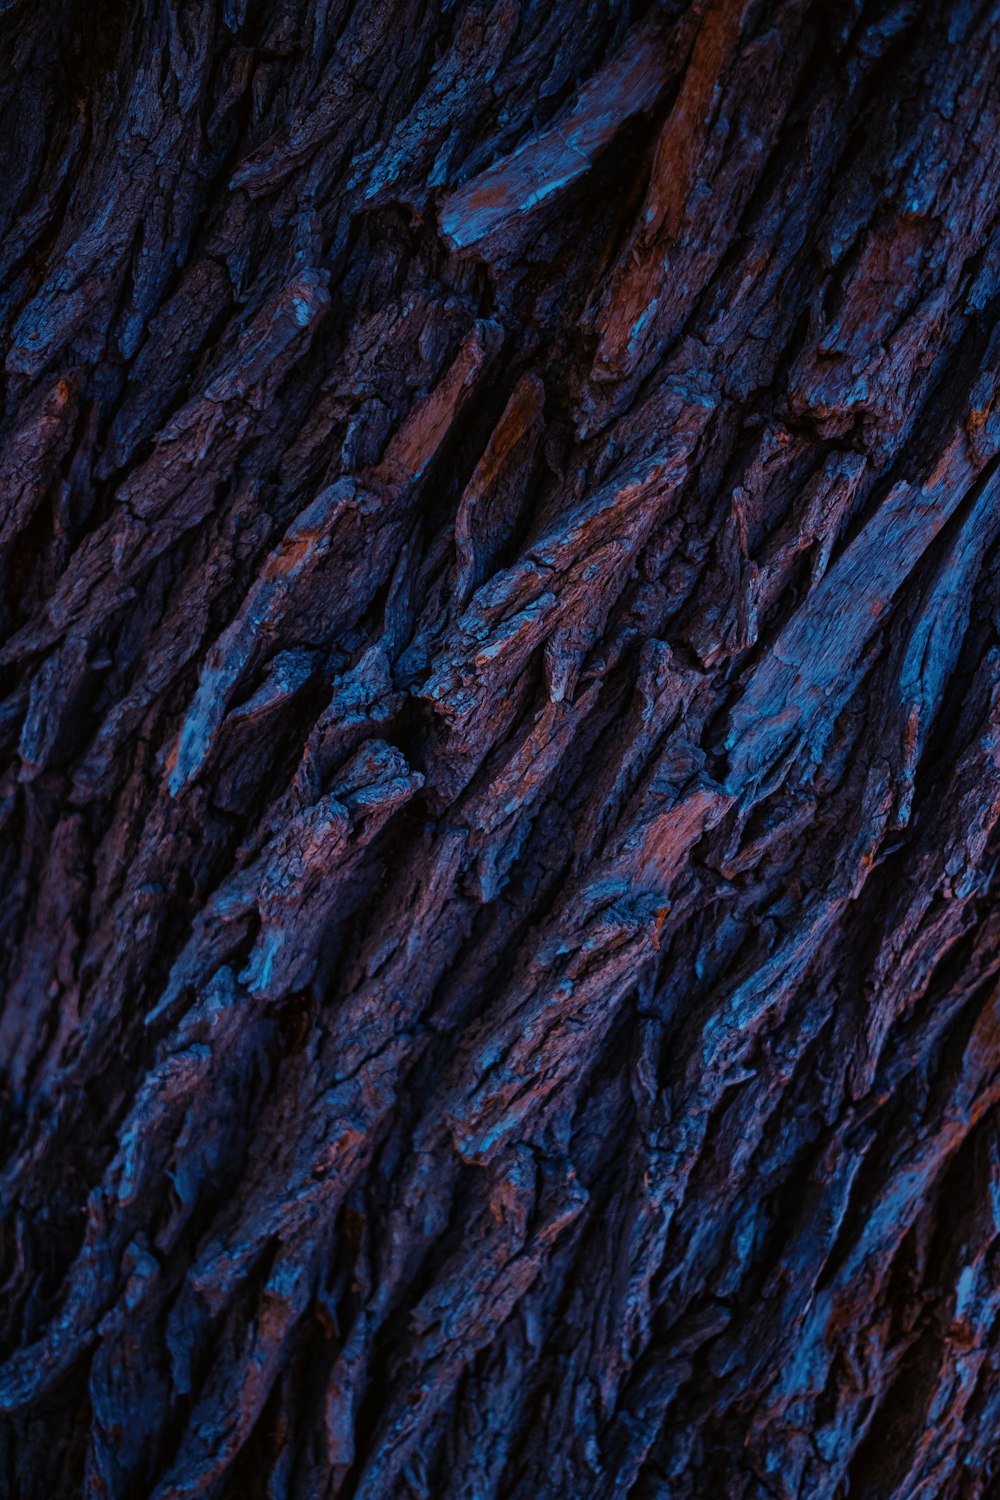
[3,0,1000,1495]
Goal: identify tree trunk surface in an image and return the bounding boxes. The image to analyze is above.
[3,0,1000,1495]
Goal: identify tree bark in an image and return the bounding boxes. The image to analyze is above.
[3,0,1000,1495]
